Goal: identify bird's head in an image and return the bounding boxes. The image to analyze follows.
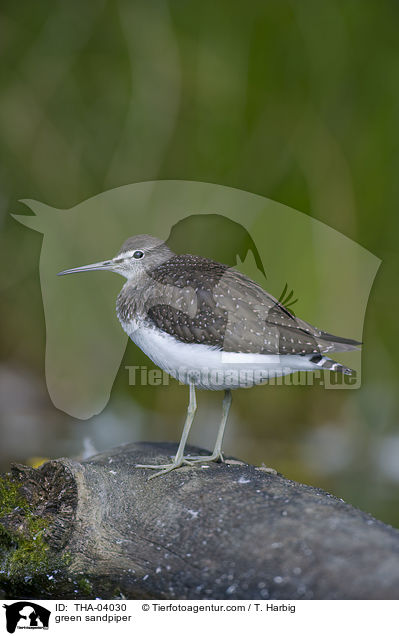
[57,234,173,280]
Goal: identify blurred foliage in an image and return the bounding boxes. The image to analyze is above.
[0,0,399,526]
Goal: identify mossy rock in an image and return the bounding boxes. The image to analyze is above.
[0,463,76,597]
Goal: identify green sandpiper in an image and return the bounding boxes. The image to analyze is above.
[58,234,361,478]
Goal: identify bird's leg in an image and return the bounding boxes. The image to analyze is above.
[184,389,232,463]
[135,383,197,479]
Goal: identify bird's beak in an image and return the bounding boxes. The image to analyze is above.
[57,259,114,276]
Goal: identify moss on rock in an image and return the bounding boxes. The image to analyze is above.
[0,475,51,581]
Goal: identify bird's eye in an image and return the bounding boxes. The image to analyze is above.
[133,250,144,259]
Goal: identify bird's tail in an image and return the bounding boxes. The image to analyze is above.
[318,330,362,352]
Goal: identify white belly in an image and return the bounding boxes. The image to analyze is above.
[123,322,319,390]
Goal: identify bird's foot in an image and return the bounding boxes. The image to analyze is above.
[135,458,195,480]
[223,458,246,466]
[182,452,224,464]
[135,452,226,479]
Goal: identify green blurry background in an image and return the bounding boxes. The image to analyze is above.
[0,1,398,525]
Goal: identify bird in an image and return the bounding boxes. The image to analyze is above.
[58,234,361,479]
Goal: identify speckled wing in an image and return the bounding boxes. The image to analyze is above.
[144,255,360,355]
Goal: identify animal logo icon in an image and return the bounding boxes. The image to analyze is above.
[3,602,50,633]
[12,180,380,417]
